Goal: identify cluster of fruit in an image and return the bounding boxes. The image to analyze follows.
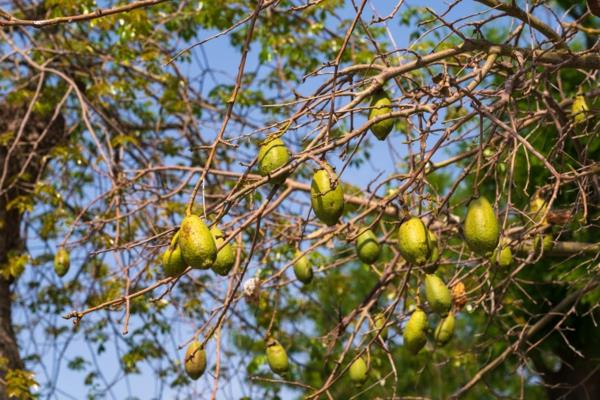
[53,90,556,384]
[256,195,512,385]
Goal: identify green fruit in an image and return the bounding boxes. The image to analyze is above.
[424,274,452,316]
[398,217,431,265]
[434,312,455,346]
[184,340,207,380]
[463,196,500,256]
[482,147,494,159]
[534,234,554,253]
[349,356,368,386]
[179,215,217,269]
[403,308,428,354]
[266,338,289,375]
[162,231,187,277]
[572,94,589,125]
[497,162,507,174]
[372,313,388,340]
[355,228,381,264]
[368,91,394,140]
[54,247,70,277]
[257,137,290,183]
[311,168,344,226]
[162,246,186,277]
[424,229,439,273]
[210,226,236,276]
[293,252,313,284]
[492,242,512,268]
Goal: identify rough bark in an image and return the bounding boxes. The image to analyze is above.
[0,200,24,400]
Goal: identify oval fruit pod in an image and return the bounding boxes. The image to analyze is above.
[424,274,452,316]
[210,226,235,276]
[403,308,428,354]
[349,356,369,386]
[184,340,207,380]
[293,252,313,284]
[398,217,431,265]
[368,90,394,140]
[434,312,455,346]
[310,168,344,226]
[492,242,512,268]
[356,228,381,264]
[266,338,289,375]
[463,196,499,256]
[257,137,290,183]
[54,247,70,277]
[179,215,217,269]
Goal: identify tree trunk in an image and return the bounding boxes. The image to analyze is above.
[0,97,66,398]
[0,199,24,400]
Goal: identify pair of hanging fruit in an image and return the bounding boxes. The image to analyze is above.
[404,307,456,352]
[162,216,235,277]
[258,135,345,226]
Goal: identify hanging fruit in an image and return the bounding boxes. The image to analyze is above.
[310,167,344,226]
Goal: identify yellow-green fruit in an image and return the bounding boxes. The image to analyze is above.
[179,215,217,269]
[403,308,428,354]
[572,94,589,125]
[424,229,439,273]
[398,217,431,265]
[368,91,394,140]
[463,196,500,256]
[54,247,70,277]
[424,274,452,316]
[266,338,289,375]
[355,229,381,264]
[257,137,290,183]
[534,234,554,253]
[311,168,344,226]
[434,312,455,346]
[492,244,512,268]
[529,196,548,225]
[184,341,207,380]
[293,252,313,284]
[210,226,235,276]
[162,232,187,277]
[372,313,388,340]
[349,356,368,386]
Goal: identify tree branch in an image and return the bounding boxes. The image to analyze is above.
[0,0,169,27]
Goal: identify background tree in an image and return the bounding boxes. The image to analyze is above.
[0,0,599,399]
